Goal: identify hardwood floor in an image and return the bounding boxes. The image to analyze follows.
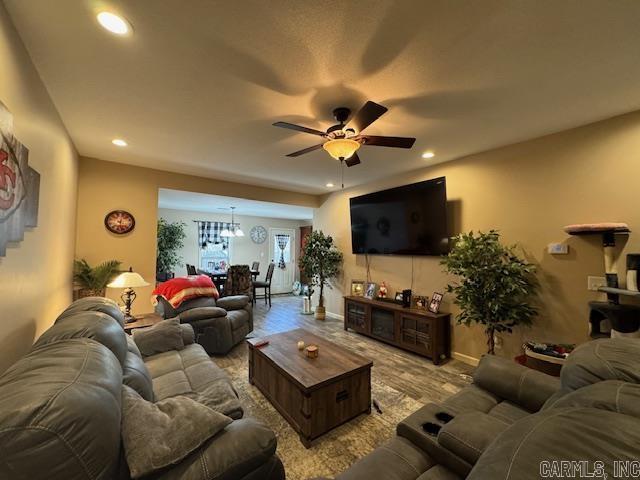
[215,295,473,479]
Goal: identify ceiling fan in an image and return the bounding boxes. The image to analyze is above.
[272,101,416,168]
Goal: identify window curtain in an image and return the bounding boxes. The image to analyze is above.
[276,234,290,269]
[197,221,231,250]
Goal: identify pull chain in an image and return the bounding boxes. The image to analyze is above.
[340,159,345,189]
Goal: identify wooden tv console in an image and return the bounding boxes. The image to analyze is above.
[343,296,451,365]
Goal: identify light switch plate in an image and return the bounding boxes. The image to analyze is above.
[548,243,569,255]
[587,276,607,291]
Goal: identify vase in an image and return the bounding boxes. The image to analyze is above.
[315,305,326,320]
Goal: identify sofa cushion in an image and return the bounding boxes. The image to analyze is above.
[467,407,640,480]
[56,296,125,326]
[544,380,640,418]
[132,318,184,357]
[441,384,499,414]
[33,311,128,366]
[417,465,462,480]
[176,296,218,313]
[560,338,640,392]
[121,385,232,478]
[144,343,243,419]
[487,400,530,424]
[0,339,123,480]
[336,436,435,480]
[123,351,155,402]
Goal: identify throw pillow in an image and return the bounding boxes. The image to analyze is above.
[132,317,184,356]
[152,275,219,308]
[121,385,232,478]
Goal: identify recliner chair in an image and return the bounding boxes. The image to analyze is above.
[155,294,253,355]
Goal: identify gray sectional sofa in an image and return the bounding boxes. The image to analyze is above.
[0,297,285,480]
[325,337,640,480]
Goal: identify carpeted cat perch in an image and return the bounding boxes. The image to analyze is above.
[564,222,640,338]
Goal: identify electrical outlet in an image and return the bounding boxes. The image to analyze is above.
[587,276,607,291]
[548,243,569,255]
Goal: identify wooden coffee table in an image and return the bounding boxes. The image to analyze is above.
[247,328,373,447]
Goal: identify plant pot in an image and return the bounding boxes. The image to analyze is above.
[315,305,326,320]
[77,288,105,299]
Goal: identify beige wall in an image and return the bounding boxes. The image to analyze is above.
[158,207,310,279]
[0,4,78,373]
[76,157,318,315]
[315,111,640,362]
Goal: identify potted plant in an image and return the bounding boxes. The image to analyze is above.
[441,230,538,354]
[73,259,122,298]
[156,218,186,281]
[299,231,343,320]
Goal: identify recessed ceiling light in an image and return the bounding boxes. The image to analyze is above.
[97,12,131,36]
[112,139,127,147]
[326,183,334,188]
[422,151,435,159]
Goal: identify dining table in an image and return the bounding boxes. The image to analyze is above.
[201,269,259,292]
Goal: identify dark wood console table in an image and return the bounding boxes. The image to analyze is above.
[343,296,451,365]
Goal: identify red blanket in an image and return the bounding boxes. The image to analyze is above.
[153,275,219,308]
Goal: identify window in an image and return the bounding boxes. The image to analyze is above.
[199,241,230,273]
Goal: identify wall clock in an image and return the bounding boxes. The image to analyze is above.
[104,210,135,235]
[250,225,267,244]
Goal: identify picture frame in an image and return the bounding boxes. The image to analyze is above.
[351,280,365,297]
[428,292,444,314]
[364,282,377,299]
[413,295,428,310]
[394,291,403,301]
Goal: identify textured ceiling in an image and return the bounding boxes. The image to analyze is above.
[5,0,640,194]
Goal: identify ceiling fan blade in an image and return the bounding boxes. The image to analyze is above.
[286,143,325,157]
[347,101,388,133]
[273,121,326,136]
[345,152,361,167]
[360,135,416,149]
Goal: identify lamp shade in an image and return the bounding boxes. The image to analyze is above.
[322,138,360,160]
[107,270,149,289]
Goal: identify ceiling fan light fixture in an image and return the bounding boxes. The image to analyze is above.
[322,138,361,161]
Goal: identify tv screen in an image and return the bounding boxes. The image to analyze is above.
[349,177,449,256]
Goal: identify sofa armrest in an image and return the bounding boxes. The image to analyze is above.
[179,307,227,323]
[216,295,250,311]
[473,355,560,412]
[179,323,195,345]
[156,418,283,480]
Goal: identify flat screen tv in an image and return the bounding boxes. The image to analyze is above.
[349,177,449,256]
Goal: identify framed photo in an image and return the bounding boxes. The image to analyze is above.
[413,295,428,309]
[394,291,403,301]
[428,292,444,314]
[364,282,377,299]
[351,280,365,297]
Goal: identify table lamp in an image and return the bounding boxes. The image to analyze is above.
[107,267,150,322]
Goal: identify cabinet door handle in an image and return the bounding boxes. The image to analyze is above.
[336,390,349,402]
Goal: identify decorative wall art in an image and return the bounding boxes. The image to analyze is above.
[0,102,40,257]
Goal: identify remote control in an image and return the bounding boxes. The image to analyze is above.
[254,340,269,348]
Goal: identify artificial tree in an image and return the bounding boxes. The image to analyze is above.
[299,231,343,319]
[73,259,122,298]
[156,218,186,281]
[441,230,538,354]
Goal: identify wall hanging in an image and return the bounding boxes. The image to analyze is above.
[0,102,40,257]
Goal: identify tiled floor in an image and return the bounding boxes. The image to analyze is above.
[215,295,472,480]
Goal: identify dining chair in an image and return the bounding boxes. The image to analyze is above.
[251,261,260,272]
[222,265,253,299]
[252,262,275,307]
[186,264,197,275]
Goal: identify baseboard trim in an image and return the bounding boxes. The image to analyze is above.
[452,351,480,366]
[325,311,344,321]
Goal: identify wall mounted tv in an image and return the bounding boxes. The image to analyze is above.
[349,177,449,256]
